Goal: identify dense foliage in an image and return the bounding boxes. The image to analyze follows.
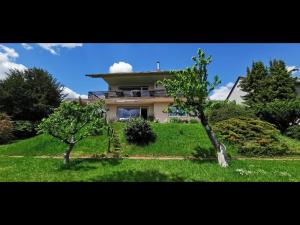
[206,100,256,124]
[38,100,107,164]
[0,68,64,122]
[240,60,298,107]
[213,117,288,156]
[255,98,300,132]
[285,125,300,141]
[124,118,156,145]
[12,120,38,139]
[0,113,13,144]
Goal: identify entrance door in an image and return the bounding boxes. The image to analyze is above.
[141,108,148,120]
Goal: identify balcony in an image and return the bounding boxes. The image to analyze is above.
[88,89,168,99]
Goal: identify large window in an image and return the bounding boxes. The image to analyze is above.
[117,107,148,120]
[168,106,188,117]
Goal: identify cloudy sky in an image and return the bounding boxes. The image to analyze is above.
[0,43,299,99]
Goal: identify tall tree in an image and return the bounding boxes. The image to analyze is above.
[239,61,268,106]
[240,60,297,106]
[267,60,297,101]
[158,49,228,167]
[0,68,64,122]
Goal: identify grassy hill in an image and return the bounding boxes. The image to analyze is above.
[0,122,299,158]
[0,123,213,157]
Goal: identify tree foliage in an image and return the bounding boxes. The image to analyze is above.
[158,49,228,167]
[255,98,300,132]
[0,68,64,122]
[38,100,107,164]
[240,60,297,106]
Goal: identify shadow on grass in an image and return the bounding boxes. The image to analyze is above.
[88,169,187,182]
[58,158,123,171]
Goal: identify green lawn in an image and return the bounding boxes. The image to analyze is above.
[0,122,299,158]
[0,123,213,157]
[0,156,299,181]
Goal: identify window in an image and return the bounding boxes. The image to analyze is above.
[117,107,148,120]
[168,106,188,117]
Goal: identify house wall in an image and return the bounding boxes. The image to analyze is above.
[227,79,247,104]
[153,102,169,123]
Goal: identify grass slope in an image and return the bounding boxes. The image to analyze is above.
[0,157,300,182]
[0,123,212,157]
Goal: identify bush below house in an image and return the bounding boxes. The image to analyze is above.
[12,120,38,139]
[213,117,288,156]
[124,118,156,145]
[206,100,256,124]
[285,125,300,141]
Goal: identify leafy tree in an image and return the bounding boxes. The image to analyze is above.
[239,61,268,106]
[240,60,297,106]
[0,68,64,122]
[158,49,228,167]
[255,98,300,132]
[38,100,107,164]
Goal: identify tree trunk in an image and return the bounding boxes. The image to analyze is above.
[64,144,74,165]
[199,114,228,167]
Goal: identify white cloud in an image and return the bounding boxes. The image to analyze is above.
[0,44,27,80]
[109,61,133,73]
[21,43,33,50]
[209,82,235,100]
[62,87,88,99]
[286,65,299,74]
[37,43,83,55]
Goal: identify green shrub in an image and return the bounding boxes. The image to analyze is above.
[124,118,156,145]
[147,115,155,122]
[12,120,38,139]
[0,113,13,144]
[213,117,288,156]
[255,99,300,132]
[206,100,255,124]
[285,125,300,140]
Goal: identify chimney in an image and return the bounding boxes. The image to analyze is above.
[156,61,160,71]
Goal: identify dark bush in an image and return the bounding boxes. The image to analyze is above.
[285,125,300,141]
[0,113,13,144]
[124,118,156,145]
[206,100,255,124]
[12,120,38,139]
[213,117,288,156]
[255,99,300,132]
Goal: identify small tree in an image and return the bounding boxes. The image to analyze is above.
[38,100,107,164]
[158,49,228,167]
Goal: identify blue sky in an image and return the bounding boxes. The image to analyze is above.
[0,43,299,99]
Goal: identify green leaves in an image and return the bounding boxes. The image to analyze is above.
[240,60,298,107]
[38,100,107,145]
[158,49,219,117]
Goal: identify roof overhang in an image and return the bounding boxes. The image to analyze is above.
[86,71,175,86]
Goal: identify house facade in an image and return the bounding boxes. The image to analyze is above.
[86,70,190,123]
[227,76,300,104]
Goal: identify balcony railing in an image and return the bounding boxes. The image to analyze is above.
[88,89,167,99]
